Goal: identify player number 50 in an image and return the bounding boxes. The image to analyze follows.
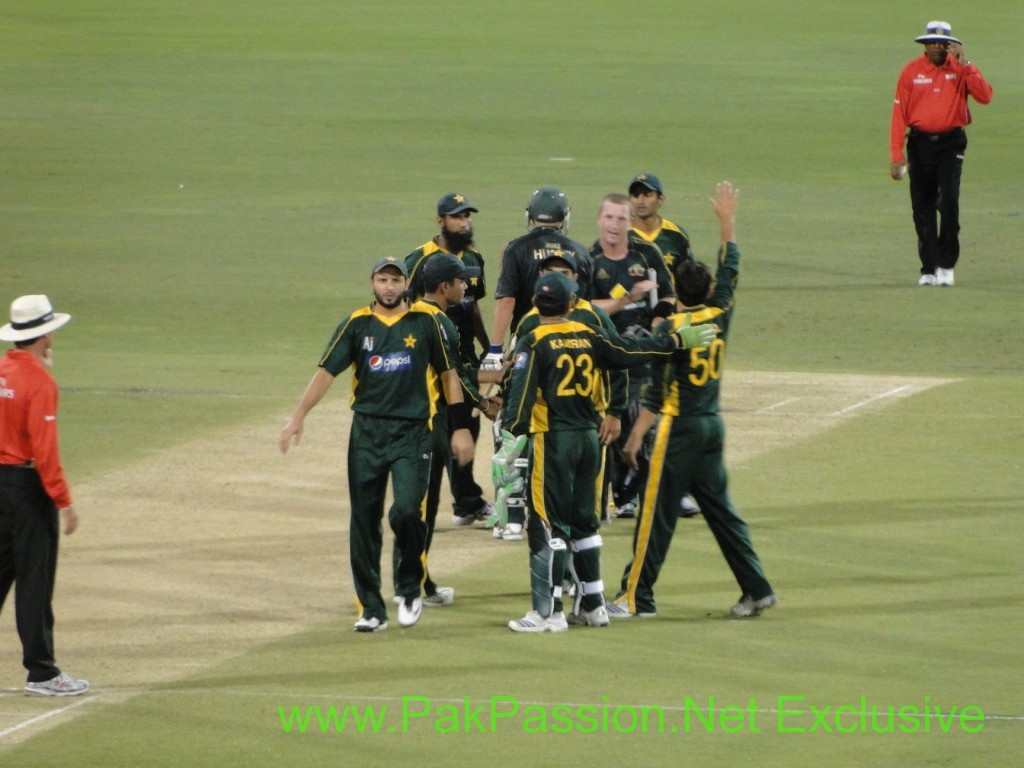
[688,339,725,386]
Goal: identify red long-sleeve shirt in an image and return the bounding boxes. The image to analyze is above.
[889,52,993,163]
[0,349,72,508]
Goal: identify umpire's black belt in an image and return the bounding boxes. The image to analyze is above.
[0,461,36,471]
[909,127,965,142]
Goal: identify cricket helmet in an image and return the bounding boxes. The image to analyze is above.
[526,185,571,230]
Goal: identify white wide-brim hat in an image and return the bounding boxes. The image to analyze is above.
[0,295,71,342]
[915,20,962,46]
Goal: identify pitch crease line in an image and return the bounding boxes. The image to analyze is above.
[756,397,801,413]
[830,385,913,416]
[0,694,101,740]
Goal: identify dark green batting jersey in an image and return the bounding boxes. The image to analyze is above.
[589,239,676,333]
[405,239,486,365]
[630,217,695,279]
[501,319,678,436]
[642,242,740,418]
[319,305,457,423]
[495,228,594,333]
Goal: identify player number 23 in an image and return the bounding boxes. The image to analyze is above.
[688,338,725,386]
[555,352,597,398]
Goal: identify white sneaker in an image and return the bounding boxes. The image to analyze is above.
[502,522,524,541]
[613,502,636,519]
[475,502,495,522]
[454,502,494,527]
[568,604,610,627]
[918,273,937,286]
[606,601,632,619]
[935,268,954,287]
[679,495,700,518]
[423,587,454,606]
[508,610,568,633]
[24,672,90,697]
[606,599,656,619]
[353,616,388,632]
[398,597,423,627]
[730,593,778,618]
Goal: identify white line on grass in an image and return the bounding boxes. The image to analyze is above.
[829,385,913,416]
[0,694,101,740]
[755,397,801,413]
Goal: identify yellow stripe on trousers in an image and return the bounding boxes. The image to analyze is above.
[530,433,550,529]
[622,414,673,612]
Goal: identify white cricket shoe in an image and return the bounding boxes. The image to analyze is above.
[567,604,610,627]
[935,268,955,287]
[501,523,524,541]
[606,599,656,619]
[508,610,568,633]
[398,597,423,627]
[613,502,636,519]
[423,587,455,606]
[918,273,937,286]
[680,495,701,518]
[730,593,779,618]
[24,672,90,697]
[353,616,388,633]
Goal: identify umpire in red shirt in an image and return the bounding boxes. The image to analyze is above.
[0,295,89,696]
[889,21,993,287]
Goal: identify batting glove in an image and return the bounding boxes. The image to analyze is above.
[481,344,505,372]
[674,315,719,349]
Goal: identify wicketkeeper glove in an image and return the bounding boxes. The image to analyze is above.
[491,430,528,488]
[674,314,719,349]
[481,344,505,372]
[492,472,525,530]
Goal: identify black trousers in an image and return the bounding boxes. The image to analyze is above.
[450,413,486,518]
[0,466,62,682]
[907,128,968,274]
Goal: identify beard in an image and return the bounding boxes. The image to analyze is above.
[442,225,474,254]
[374,290,405,310]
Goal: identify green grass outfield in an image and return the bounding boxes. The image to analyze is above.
[2,1,1022,765]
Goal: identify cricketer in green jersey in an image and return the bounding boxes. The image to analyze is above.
[628,172,696,287]
[497,251,629,542]
[279,256,474,633]
[630,172,701,519]
[405,193,492,525]
[609,182,778,620]
[404,253,501,606]
[500,271,715,632]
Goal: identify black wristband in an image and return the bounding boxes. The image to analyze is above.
[652,301,674,320]
[449,402,473,431]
